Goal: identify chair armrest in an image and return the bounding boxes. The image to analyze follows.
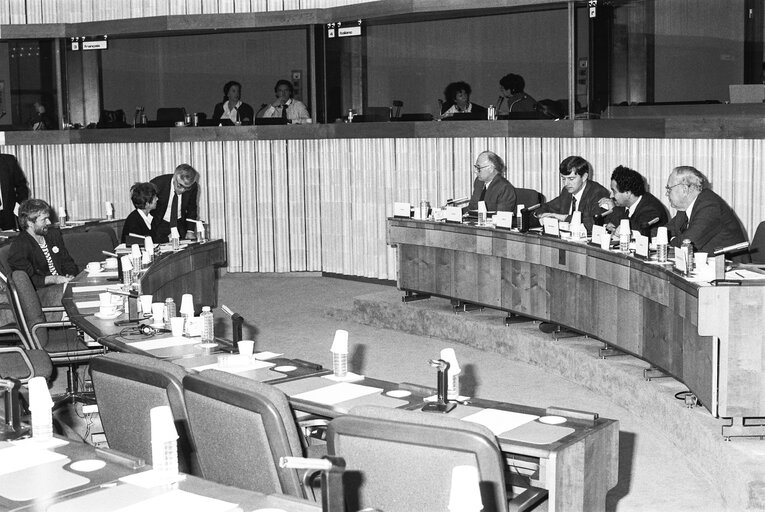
[42,306,65,313]
[508,485,548,512]
[0,346,35,380]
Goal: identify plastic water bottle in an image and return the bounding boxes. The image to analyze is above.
[332,351,348,378]
[171,235,180,251]
[682,239,694,276]
[201,306,214,343]
[657,243,668,263]
[164,298,176,330]
[181,312,191,336]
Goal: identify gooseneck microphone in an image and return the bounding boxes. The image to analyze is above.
[713,241,750,256]
[496,96,504,110]
[255,103,268,116]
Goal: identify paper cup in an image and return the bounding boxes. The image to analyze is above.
[238,339,255,357]
[104,257,118,269]
[151,302,165,323]
[99,292,112,307]
[170,317,185,337]
[138,295,153,315]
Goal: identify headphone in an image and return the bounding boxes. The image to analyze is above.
[119,325,165,337]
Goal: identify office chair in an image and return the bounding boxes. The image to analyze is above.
[8,270,103,404]
[85,224,119,249]
[328,405,547,512]
[61,230,115,271]
[750,221,765,263]
[89,353,199,474]
[183,369,318,498]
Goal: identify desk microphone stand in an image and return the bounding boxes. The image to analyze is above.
[422,358,456,413]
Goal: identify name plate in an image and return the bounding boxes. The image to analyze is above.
[445,206,462,223]
[591,224,606,245]
[393,202,411,218]
[542,217,560,237]
[494,211,514,229]
[635,234,649,258]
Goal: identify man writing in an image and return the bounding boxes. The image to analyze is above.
[9,199,77,290]
[599,165,668,236]
[151,164,199,243]
[664,166,746,255]
[466,151,517,213]
[0,153,30,230]
[535,156,610,234]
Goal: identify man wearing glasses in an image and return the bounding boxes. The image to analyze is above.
[150,164,199,243]
[466,151,517,214]
[535,155,609,234]
[664,166,746,255]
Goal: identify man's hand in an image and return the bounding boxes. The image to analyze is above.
[537,212,567,221]
[44,275,72,285]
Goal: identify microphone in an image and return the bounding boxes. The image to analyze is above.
[638,217,661,238]
[522,203,541,213]
[713,241,750,256]
[255,103,268,116]
[445,197,469,207]
[496,96,504,110]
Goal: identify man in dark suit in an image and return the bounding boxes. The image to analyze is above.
[599,165,668,236]
[664,166,747,255]
[0,153,30,230]
[8,198,77,289]
[535,156,610,234]
[150,164,199,243]
[466,151,517,213]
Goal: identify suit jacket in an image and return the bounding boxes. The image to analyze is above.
[212,101,255,125]
[150,174,199,243]
[665,188,747,254]
[467,175,517,213]
[8,228,77,289]
[121,209,155,244]
[0,154,30,230]
[606,192,669,235]
[536,180,610,234]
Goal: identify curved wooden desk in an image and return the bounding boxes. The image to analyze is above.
[387,218,765,427]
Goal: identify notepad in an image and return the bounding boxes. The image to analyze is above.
[127,337,200,351]
[0,445,68,476]
[293,382,383,405]
[461,408,539,435]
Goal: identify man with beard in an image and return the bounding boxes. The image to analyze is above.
[9,199,77,290]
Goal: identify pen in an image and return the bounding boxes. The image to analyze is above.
[735,271,744,279]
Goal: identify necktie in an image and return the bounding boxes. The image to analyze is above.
[571,197,577,214]
[281,104,288,120]
[479,185,486,202]
[169,193,179,228]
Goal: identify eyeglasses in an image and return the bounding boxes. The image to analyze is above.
[665,183,684,193]
[473,164,492,173]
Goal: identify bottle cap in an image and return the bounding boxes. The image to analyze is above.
[202,306,211,312]
[131,244,141,257]
[330,329,349,354]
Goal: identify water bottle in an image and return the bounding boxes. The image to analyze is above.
[619,231,630,253]
[201,306,214,343]
[31,408,53,440]
[682,239,694,276]
[164,298,176,330]
[332,351,348,378]
[151,437,178,476]
[171,235,180,251]
[181,311,191,336]
[487,104,496,120]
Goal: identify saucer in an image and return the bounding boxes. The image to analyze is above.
[94,310,121,320]
[86,268,103,275]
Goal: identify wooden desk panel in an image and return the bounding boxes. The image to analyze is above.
[387,219,765,418]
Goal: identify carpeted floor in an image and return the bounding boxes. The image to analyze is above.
[214,273,728,512]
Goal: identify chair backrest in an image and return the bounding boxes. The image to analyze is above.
[61,230,114,270]
[751,221,765,263]
[8,270,46,349]
[0,244,18,329]
[328,405,508,512]
[182,369,306,497]
[515,188,543,209]
[89,353,199,475]
[85,224,119,248]
[156,107,186,122]
[0,346,53,382]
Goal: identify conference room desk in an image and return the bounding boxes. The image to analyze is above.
[1,437,320,512]
[274,375,618,512]
[387,218,765,427]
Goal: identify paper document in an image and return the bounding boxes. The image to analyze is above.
[293,382,383,405]
[461,408,539,435]
[0,445,68,476]
[111,489,238,512]
[727,269,765,280]
[190,359,274,373]
[75,300,101,309]
[254,351,283,360]
[128,337,200,351]
[72,285,121,293]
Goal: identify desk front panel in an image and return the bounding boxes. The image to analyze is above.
[389,220,717,414]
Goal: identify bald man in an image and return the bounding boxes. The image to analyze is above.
[466,151,517,213]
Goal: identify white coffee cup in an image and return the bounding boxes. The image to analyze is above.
[238,340,255,357]
[170,317,185,337]
[99,305,117,316]
[86,262,101,273]
[600,234,611,250]
[99,292,112,307]
[151,302,165,323]
[104,257,118,269]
